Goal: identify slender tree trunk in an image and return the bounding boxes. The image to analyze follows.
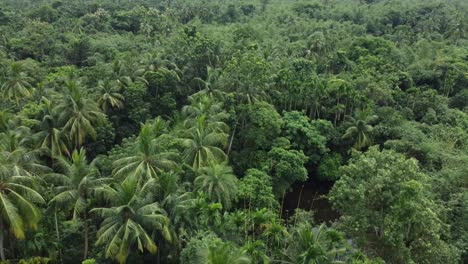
[227,123,237,157]
[83,209,88,260]
[280,191,286,219]
[55,211,63,264]
[295,184,305,225]
[0,219,5,262]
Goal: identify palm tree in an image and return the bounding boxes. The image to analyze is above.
[96,80,124,112]
[0,124,48,261]
[92,178,172,264]
[181,116,228,169]
[0,165,44,261]
[242,239,269,264]
[56,79,105,149]
[48,149,105,260]
[204,241,251,264]
[194,163,238,209]
[192,66,225,99]
[342,112,376,150]
[182,95,229,128]
[112,59,149,89]
[0,125,49,178]
[287,223,347,264]
[262,219,289,252]
[113,119,179,185]
[33,97,70,158]
[1,61,34,105]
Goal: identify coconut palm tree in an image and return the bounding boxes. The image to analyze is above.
[287,223,347,264]
[96,80,124,112]
[33,97,70,158]
[0,164,44,261]
[0,125,47,261]
[92,178,172,264]
[181,116,228,169]
[112,59,150,89]
[194,163,238,209]
[192,66,225,100]
[113,119,179,184]
[56,79,105,149]
[1,61,34,105]
[342,112,377,150]
[48,148,105,260]
[0,124,49,178]
[182,95,229,129]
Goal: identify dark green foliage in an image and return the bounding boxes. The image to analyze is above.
[282,111,328,163]
[265,147,308,196]
[238,169,279,210]
[0,0,466,263]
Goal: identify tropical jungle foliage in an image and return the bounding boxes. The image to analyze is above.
[0,0,467,263]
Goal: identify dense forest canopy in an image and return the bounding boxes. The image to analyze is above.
[0,0,467,263]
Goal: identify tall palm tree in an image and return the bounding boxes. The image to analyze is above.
[113,119,179,185]
[0,125,49,178]
[182,95,229,129]
[0,164,44,261]
[55,79,105,149]
[1,61,34,105]
[0,125,47,261]
[48,149,105,260]
[342,112,377,150]
[92,178,172,264]
[96,80,124,112]
[112,59,149,89]
[287,223,347,264]
[181,116,228,169]
[33,97,70,158]
[194,163,238,209]
[192,66,225,100]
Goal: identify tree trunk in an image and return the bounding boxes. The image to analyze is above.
[0,220,5,261]
[227,123,237,157]
[83,209,88,260]
[55,211,63,264]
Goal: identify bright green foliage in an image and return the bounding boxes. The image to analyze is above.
[265,147,308,196]
[181,234,250,264]
[33,97,70,158]
[342,112,376,150]
[55,79,105,148]
[238,169,279,210]
[0,170,43,236]
[112,119,179,184]
[240,102,282,150]
[48,149,105,260]
[330,147,459,263]
[92,178,171,264]
[0,0,466,262]
[282,111,328,163]
[195,163,238,210]
[287,223,349,264]
[318,153,342,181]
[48,149,101,218]
[1,62,35,105]
[222,51,271,104]
[0,137,45,260]
[181,116,228,169]
[96,80,124,112]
